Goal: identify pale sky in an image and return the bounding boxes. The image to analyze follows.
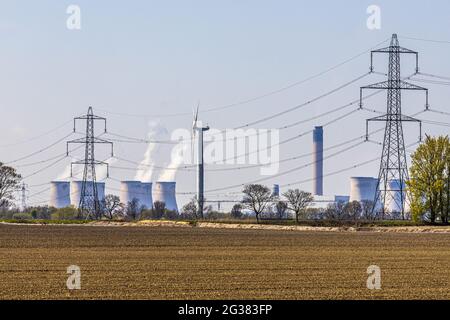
[0,0,449,209]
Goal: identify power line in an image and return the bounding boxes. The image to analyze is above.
[186,140,367,194]
[418,72,450,81]
[15,145,85,168]
[96,38,390,119]
[0,119,74,148]
[399,35,450,45]
[4,132,75,165]
[21,156,68,180]
[235,72,370,129]
[111,128,382,173]
[410,78,450,86]
[427,108,450,117]
[281,142,419,189]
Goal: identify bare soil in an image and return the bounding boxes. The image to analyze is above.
[0,224,449,299]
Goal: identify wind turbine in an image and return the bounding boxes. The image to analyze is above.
[192,103,209,218]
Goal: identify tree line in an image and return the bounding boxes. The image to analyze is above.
[1,135,449,224]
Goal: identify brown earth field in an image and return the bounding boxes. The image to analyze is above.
[0,224,449,300]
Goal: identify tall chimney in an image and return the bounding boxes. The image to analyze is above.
[313,126,323,196]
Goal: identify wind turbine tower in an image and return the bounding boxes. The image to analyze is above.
[192,105,209,218]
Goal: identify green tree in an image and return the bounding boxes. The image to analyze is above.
[407,135,450,224]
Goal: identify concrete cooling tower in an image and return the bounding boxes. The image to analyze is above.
[119,181,142,205]
[152,181,178,212]
[70,181,105,208]
[119,181,153,209]
[49,181,71,208]
[140,182,153,209]
[387,179,406,213]
[349,177,378,203]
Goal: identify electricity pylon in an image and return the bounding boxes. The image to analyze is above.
[360,34,429,219]
[67,107,113,219]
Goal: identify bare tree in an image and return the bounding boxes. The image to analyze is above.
[242,184,273,223]
[283,189,313,223]
[274,200,288,220]
[126,198,143,220]
[153,201,166,219]
[361,200,376,221]
[345,201,362,221]
[324,201,347,221]
[102,194,122,220]
[230,203,243,219]
[0,163,21,208]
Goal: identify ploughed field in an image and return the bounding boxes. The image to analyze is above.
[0,224,449,299]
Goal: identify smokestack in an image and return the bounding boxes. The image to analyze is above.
[152,181,178,213]
[70,181,105,208]
[313,126,323,196]
[49,181,71,208]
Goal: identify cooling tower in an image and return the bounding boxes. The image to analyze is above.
[49,181,71,208]
[119,181,143,206]
[70,181,106,208]
[153,181,178,212]
[140,182,153,209]
[387,179,406,214]
[313,126,323,196]
[349,177,378,203]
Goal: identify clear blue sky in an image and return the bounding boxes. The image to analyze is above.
[0,0,449,208]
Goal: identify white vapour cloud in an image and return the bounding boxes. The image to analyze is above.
[56,158,80,181]
[135,121,169,182]
[56,157,116,181]
[158,140,187,182]
[97,157,117,181]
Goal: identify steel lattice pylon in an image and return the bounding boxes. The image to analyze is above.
[360,34,429,219]
[67,107,113,219]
